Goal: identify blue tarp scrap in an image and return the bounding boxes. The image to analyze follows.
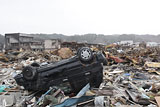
[52,96,95,107]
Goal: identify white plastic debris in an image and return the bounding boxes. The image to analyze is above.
[94,96,104,107]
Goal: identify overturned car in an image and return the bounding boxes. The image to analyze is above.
[14,47,107,94]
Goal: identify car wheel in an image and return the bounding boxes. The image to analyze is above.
[78,47,93,62]
[22,66,37,80]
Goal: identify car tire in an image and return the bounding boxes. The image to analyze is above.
[78,47,93,62]
[22,66,37,80]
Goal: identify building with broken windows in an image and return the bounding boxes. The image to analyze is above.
[44,39,61,50]
[5,33,44,51]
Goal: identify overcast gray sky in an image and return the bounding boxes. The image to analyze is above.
[0,0,160,35]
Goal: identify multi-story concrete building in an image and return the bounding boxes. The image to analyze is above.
[5,33,44,51]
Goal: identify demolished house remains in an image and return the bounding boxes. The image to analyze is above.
[1,36,160,106]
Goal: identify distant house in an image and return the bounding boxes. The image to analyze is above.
[44,39,61,50]
[5,33,44,51]
[146,42,158,47]
[120,40,133,46]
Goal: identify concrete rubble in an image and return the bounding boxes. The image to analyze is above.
[0,45,160,107]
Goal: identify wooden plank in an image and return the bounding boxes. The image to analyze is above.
[155,96,160,107]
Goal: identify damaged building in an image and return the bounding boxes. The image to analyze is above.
[5,33,44,51]
[44,39,61,51]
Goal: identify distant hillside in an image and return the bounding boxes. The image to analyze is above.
[1,33,160,45]
[30,34,160,44]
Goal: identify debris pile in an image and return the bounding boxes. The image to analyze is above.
[101,47,160,107]
[0,46,160,106]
